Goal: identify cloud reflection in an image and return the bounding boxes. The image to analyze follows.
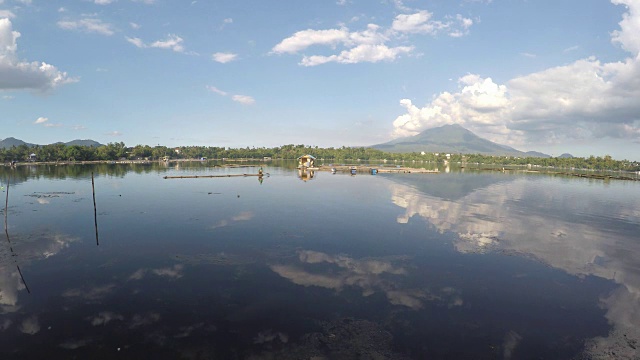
[271,250,461,310]
[128,264,184,280]
[87,311,124,326]
[19,315,40,335]
[387,176,640,355]
[211,211,254,229]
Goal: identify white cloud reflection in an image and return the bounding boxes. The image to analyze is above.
[387,176,640,356]
[271,250,460,310]
[18,315,39,335]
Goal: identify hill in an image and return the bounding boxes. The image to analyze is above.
[56,139,103,147]
[0,137,36,149]
[0,138,103,149]
[371,124,550,157]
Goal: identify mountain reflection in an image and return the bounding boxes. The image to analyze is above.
[387,174,640,354]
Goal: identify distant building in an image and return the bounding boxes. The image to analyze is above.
[29,153,36,162]
[297,154,316,168]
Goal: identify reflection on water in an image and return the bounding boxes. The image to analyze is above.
[389,172,640,357]
[0,164,638,359]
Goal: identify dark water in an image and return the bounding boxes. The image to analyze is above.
[1,163,639,359]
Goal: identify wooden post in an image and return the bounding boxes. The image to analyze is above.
[2,176,29,293]
[92,172,99,246]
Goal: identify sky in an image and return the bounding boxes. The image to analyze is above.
[1,0,639,160]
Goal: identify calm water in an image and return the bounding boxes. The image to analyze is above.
[1,162,639,359]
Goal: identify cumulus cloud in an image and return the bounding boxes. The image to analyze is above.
[0,18,76,91]
[271,8,471,66]
[57,18,115,36]
[34,116,48,124]
[391,0,640,146]
[301,44,413,66]
[94,0,115,4]
[126,34,184,52]
[232,94,255,105]
[150,34,184,52]
[212,52,237,63]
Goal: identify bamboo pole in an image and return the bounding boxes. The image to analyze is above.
[92,172,99,246]
[163,173,267,179]
[3,176,30,293]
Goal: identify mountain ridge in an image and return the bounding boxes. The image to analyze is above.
[0,138,103,149]
[371,124,551,157]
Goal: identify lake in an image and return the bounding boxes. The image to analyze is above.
[1,162,639,359]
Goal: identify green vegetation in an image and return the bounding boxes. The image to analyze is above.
[1,142,639,172]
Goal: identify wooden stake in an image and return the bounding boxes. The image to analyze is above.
[92,172,99,246]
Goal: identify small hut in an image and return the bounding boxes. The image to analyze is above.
[297,154,316,168]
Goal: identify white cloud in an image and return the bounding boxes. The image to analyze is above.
[57,18,115,36]
[150,34,184,52]
[106,131,122,136]
[611,0,640,54]
[212,52,237,63]
[520,52,536,58]
[0,18,76,91]
[271,28,350,54]
[206,85,227,96]
[34,116,48,124]
[127,34,184,52]
[207,86,254,105]
[301,44,413,66]
[563,45,579,53]
[44,123,63,128]
[125,36,145,48]
[232,94,255,105]
[392,11,441,34]
[391,1,640,146]
[0,10,15,18]
[272,8,471,66]
[129,22,140,29]
[131,0,155,4]
[94,0,115,4]
[392,11,473,37]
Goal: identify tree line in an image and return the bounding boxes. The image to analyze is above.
[1,142,639,171]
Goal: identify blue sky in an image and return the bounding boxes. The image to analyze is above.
[1,0,639,160]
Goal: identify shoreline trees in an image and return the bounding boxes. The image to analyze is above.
[1,142,638,172]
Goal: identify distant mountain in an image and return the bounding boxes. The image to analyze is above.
[57,139,103,147]
[0,137,35,149]
[558,153,574,158]
[525,151,551,158]
[0,137,103,149]
[371,124,551,157]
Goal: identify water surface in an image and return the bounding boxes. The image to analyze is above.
[1,163,639,359]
